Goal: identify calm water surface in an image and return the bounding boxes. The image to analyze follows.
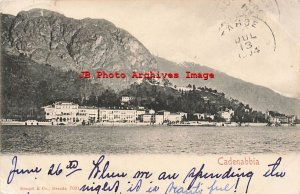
[1,125,299,154]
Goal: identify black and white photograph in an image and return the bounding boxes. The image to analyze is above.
[0,0,299,193]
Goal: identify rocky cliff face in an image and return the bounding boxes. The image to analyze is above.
[1,9,157,72]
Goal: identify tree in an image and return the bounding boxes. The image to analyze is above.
[163,78,172,87]
[192,85,196,91]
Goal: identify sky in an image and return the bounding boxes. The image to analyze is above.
[1,0,299,98]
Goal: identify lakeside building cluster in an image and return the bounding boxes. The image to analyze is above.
[42,100,237,125]
[266,111,297,125]
[40,99,297,126]
[2,99,297,126]
[42,101,189,125]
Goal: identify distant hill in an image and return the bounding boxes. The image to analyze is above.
[157,57,300,116]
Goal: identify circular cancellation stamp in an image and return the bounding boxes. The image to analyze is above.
[216,0,278,59]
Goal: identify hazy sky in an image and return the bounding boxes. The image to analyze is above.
[1,0,299,98]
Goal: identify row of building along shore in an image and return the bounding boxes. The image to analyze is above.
[1,100,297,126]
[41,101,187,125]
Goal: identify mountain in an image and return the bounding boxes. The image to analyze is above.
[157,57,300,116]
[1,52,268,123]
[1,9,157,89]
[1,9,299,117]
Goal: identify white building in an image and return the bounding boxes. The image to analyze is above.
[194,113,206,120]
[266,111,297,124]
[137,109,156,122]
[219,109,234,122]
[157,110,170,120]
[157,110,184,123]
[121,96,135,103]
[155,115,164,124]
[194,113,215,120]
[78,106,99,123]
[177,112,188,119]
[136,110,146,121]
[42,102,98,124]
[176,87,193,92]
[99,109,137,123]
[167,114,182,123]
[142,114,155,123]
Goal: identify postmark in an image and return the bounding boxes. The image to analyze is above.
[217,0,278,59]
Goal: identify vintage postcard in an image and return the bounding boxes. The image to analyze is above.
[0,0,299,194]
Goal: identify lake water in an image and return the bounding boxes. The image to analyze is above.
[1,125,299,154]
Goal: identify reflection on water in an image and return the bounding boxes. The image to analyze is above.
[1,125,299,154]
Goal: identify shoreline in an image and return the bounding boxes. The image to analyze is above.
[0,121,297,127]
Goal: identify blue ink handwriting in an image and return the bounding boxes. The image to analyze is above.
[263,157,286,178]
[7,156,42,184]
